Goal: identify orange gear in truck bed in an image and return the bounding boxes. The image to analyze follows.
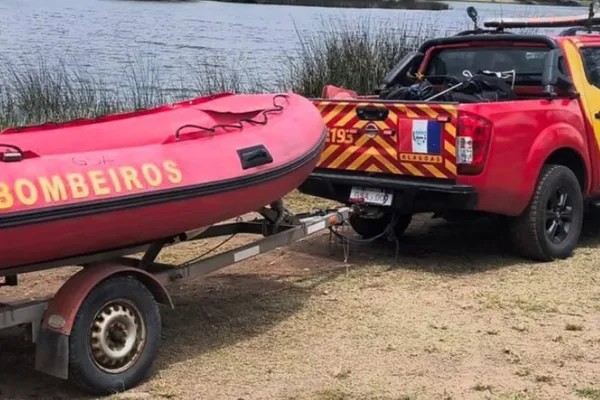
[316,101,458,179]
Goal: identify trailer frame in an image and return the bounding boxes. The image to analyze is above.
[0,204,351,395]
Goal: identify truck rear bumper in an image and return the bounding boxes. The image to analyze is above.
[299,170,478,213]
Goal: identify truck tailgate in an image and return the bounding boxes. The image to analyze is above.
[314,100,458,180]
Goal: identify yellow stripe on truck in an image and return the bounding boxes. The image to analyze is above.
[444,140,455,156]
[328,135,370,168]
[415,104,439,119]
[445,159,457,175]
[423,164,447,179]
[323,103,348,124]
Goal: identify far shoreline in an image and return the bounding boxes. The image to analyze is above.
[205,0,451,10]
[124,0,588,10]
[446,0,586,6]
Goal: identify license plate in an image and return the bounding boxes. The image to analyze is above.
[349,186,393,206]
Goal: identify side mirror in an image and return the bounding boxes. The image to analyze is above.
[542,48,573,97]
[376,51,425,94]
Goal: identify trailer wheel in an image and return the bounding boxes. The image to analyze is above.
[509,164,583,261]
[349,212,412,240]
[68,275,161,395]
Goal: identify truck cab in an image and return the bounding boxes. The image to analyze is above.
[299,8,600,261]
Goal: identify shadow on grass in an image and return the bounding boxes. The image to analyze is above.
[0,338,88,399]
[289,211,600,275]
[0,272,323,399]
[3,212,600,398]
[578,211,600,247]
[288,213,523,275]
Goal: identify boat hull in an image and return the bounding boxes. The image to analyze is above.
[0,92,325,273]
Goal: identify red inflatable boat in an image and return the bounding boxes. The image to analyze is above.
[0,92,326,273]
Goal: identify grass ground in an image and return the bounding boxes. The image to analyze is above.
[2,191,600,400]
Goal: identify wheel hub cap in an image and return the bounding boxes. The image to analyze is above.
[89,300,146,374]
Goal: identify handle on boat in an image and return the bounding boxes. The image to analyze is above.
[0,144,24,162]
[237,144,274,170]
[356,106,389,121]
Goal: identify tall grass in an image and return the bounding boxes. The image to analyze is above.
[0,56,261,129]
[279,17,442,97]
[0,57,159,129]
[0,17,442,129]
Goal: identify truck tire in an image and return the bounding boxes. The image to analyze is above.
[509,164,583,261]
[349,212,412,240]
[68,275,161,395]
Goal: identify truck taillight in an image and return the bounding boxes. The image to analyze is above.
[456,113,492,175]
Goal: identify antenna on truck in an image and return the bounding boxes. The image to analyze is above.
[467,6,479,31]
[588,0,599,33]
[454,6,513,36]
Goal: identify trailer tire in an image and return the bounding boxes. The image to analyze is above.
[509,164,583,261]
[349,212,412,240]
[68,275,161,395]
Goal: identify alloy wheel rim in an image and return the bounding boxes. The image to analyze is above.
[545,187,574,244]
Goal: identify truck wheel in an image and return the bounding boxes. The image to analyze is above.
[349,212,412,240]
[68,275,161,395]
[509,164,583,261]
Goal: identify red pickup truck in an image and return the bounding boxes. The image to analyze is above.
[299,9,600,261]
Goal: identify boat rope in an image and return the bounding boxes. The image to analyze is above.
[174,93,289,141]
[327,213,402,262]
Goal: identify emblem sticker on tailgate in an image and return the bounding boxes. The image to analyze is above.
[398,119,443,162]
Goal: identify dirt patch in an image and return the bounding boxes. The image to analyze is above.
[2,192,600,400]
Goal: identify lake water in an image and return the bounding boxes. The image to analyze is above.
[0,0,588,93]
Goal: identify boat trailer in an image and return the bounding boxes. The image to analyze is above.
[0,204,351,395]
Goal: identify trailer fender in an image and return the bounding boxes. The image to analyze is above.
[34,264,173,380]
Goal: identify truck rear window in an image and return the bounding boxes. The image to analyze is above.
[424,46,550,84]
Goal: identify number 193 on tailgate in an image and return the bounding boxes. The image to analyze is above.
[349,187,393,206]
